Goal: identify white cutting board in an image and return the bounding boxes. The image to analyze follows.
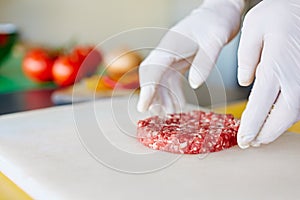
[0,96,300,200]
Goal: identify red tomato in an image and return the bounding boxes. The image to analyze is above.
[22,49,56,82]
[52,56,81,87]
[52,46,102,87]
[70,46,102,75]
[70,46,91,63]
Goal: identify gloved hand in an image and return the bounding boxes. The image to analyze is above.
[137,0,245,114]
[237,0,300,148]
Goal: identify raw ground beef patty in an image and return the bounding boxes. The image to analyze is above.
[137,110,240,154]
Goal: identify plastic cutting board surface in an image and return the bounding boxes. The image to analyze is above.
[0,96,300,200]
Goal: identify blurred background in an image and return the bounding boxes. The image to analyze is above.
[0,0,250,113]
[0,0,201,45]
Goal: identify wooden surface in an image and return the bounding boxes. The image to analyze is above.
[0,172,31,200]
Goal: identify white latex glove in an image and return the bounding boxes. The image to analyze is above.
[237,0,300,148]
[137,0,245,114]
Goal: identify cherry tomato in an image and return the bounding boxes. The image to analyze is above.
[52,56,81,87]
[70,46,102,75]
[22,48,56,82]
[52,46,102,87]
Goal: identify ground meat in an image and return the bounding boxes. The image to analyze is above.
[137,110,240,154]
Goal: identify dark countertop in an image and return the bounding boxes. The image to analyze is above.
[0,88,61,115]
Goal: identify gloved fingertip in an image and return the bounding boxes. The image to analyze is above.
[188,72,203,89]
[238,67,254,87]
[237,134,255,149]
[238,80,252,87]
[137,86,156,112]
[137,100,147,113]
[238,142,250,149]
[250,140,261,148]
[137,96,150,113]
[189,78,200,89]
